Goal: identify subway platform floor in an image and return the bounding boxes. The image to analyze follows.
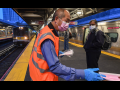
[58,40,120,81]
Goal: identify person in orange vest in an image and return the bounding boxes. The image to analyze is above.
[29,8,106,81]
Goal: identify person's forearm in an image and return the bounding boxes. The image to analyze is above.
[41,39,85,81]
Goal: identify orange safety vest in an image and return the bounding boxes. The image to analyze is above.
[29,25,59,81]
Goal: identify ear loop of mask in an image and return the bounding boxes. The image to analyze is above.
[55,22,58,26]
[55,18,61,26]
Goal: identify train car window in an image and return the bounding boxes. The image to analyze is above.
[0,30,5,37]
[62,33,64,36]
[22,27,28,36]
[83,28,90,44]
[72,33,76,38]
[105,32,118,42]
[13,28,20,37]
[13,27,28,37]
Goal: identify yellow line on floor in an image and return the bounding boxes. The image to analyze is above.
[0,36,12,40]
[101,51,120,59]
[59,39,120,59]
[4,36,36,81]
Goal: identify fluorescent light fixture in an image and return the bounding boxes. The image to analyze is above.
[0,29,5,30]
[48,18,52,21]
[22,13,42,17]
[31,22,36,24]
[77,11,82,15]
[8,26,12,27]
[98,22,106,25]
[72,14,77,17]
[33,26,37,27]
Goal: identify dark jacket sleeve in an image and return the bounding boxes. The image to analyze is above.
[91,31,104,48]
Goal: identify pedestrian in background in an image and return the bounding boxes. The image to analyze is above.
[64,29,70,51]
[83,19,105,73]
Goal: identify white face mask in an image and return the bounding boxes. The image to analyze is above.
[89,25,96,30]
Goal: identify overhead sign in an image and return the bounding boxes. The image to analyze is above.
[107,27,119,29]
[69,21,78,25]
[38,21,44,25]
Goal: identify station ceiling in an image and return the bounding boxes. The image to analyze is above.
[12,8,113,31]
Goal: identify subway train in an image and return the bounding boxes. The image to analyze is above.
[13,26,36,46]
[59,19,120,54]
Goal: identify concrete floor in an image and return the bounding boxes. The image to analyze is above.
[24,40,120,81]
[58,41,120,81]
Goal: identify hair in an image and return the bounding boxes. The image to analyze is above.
[89,19,98,25]
[52,9,66,21]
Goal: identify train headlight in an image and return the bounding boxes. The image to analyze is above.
[24,37,28,39]
[16,37,18,39]
[19,27,23,30]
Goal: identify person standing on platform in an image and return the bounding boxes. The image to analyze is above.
[29,9,106,81]
[83,19,105,73]
[64,29,69,51]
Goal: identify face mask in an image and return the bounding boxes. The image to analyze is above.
[56,18,69,31]
[89,25,96,30]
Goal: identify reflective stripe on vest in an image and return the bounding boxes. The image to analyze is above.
[32,57,50,73]
[34,46,45,60]
[32,57,47,73]
[37,32,55,46]
[33,46,50,73]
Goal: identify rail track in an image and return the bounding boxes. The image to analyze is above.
[0,46,25,79]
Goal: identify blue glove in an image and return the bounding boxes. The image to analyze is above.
[84,68,106,81]
[59,51,64,58]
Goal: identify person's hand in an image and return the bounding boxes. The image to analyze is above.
[84,68,106,81]
[59,51,64,58]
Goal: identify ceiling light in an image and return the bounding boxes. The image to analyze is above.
[77,11,82,14]
[48,18,52,21]
[8,26,12,27]
[31,22,36,24]
[98,22,106,25]
[33,26,37,27]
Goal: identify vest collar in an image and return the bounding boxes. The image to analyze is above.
[48,22,59,37]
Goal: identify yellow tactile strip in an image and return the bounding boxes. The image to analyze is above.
[59,37,120,55]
